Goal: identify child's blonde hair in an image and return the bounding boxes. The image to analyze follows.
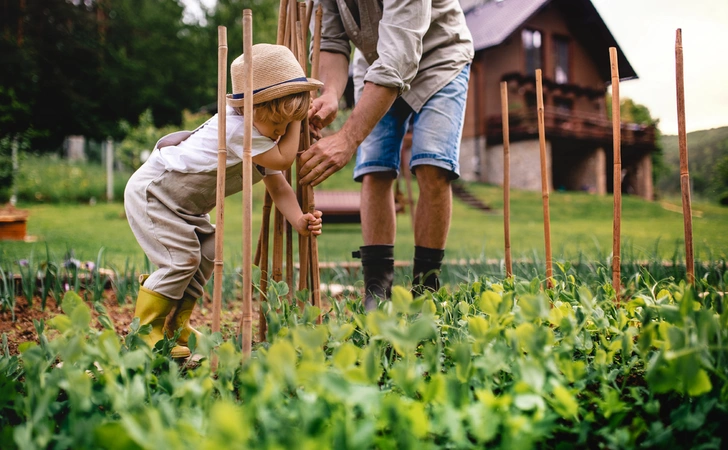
[235,91,310,124]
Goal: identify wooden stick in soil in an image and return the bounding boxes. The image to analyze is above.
[256,0,291,343]
[500,81,513,278]
[675,29,695,284]
[305,0,314,31]
[609,47,622,303]
[211,25,227,371]
[239,9,254,359]
[276,0,287,45]
[535,69,553,287]
[256,194,272,342]
[295,18,311,296]
[308,6,323,320]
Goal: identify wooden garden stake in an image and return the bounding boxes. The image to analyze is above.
[239,9,254,359]
[256,194,272,342]
[535,69,553,287]
[309,5,324,320]
[675,29,695,284]
[609,47,622,303]
[255,0,291,343]
[211,25,227,371]
[500,81,513,278]
[276,0,287,46]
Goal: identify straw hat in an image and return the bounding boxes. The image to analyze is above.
[227,44,323,107]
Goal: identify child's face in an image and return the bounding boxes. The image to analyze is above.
[254,118,292,141]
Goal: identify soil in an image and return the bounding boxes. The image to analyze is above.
[0,289,258,356]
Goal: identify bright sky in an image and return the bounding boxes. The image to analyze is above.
[591,0,728,134]
[181,0,728,135]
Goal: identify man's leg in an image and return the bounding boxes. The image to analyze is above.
[357,172,397,310]
[408,64,471,293]
[412,165,451,293]
[361,172,397,245]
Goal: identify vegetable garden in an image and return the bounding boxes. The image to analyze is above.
[1,260,727,449]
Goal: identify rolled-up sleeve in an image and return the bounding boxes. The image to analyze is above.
[319,0,352,60]
[364,0,430,94]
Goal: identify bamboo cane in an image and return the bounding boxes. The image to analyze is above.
[305,0,314,31]
[211,25,227,372]
[286,166,294,296]
[675,29,695,285]
[255,0,290,343]
[500,81,513,278]
[535,70,553,287]
[257,194,272,341]
[239,9,254,359]
[609,47,622,303]
[296,19,311,295]
[308,6,323,321]
[276,0,287,45]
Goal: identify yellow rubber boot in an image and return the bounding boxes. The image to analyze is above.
[133,285,191,359]
[165,294,203,347]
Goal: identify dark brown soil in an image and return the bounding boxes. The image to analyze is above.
[0,290,257,356]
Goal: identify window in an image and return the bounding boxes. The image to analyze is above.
[554,97,573,114]
[554,36,570,84]
[522,29,542,75]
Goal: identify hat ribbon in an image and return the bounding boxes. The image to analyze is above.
[231,76,309,99]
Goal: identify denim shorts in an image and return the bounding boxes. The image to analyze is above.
[353,64,470,181]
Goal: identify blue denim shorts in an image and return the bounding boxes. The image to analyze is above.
[353,64,470,181]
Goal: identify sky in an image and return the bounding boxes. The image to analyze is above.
[181,0,728,135]
[591,0,728,135]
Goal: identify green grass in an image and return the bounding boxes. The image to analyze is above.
[3,165,728,271]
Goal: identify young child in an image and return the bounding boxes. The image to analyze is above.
[124,44,324,358]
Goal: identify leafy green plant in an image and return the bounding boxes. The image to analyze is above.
[0,266,15,320]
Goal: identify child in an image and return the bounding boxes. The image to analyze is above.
[124,44,324,358]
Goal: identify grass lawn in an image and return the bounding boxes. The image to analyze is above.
[2,165,728,270]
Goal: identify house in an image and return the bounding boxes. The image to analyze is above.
[459,0,656,200]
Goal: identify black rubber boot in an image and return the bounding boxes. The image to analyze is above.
[412,246,445,297]
[353,245,394,312]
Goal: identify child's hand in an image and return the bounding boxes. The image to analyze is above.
[297,210,323,236]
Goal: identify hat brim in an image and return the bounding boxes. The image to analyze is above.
[227,78,323,107]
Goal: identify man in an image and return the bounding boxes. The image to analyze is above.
[299,0,474,310]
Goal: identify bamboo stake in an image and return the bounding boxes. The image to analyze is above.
[500,81,513,278]
[535,70,553,287]
[239,9,254,359]
[211,25,227,372]
[306,7,323,320]
[675,29,695,285]
[609,47,622,303]
[296,20,311,295]
[255,0,290,343]
[257,194,272,341]
[305,0,314,31]
[286,166,294,296]
[276,0,287,45]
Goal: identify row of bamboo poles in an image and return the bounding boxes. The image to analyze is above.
[501,30,695,300]
[209,2,324,366]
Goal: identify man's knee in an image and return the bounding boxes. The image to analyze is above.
[414,166,452,193]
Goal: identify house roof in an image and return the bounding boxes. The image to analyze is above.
[463,0,638,82]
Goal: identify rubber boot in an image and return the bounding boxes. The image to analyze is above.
[165,293,203,347]
[133,278,191,359]
[412,246,445,297]
[353,245,394,312]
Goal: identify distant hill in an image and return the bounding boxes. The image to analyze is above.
[658,126,728,200]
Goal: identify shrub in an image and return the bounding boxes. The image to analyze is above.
[14,154,131,203]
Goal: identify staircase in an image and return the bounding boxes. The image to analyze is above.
[451,183,493,212]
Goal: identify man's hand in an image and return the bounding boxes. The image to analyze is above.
[308,92,339,140]
[298,131,356,186]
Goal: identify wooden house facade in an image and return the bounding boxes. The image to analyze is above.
[459,0,656,200]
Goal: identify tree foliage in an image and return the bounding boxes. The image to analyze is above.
[1,0,278,154]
